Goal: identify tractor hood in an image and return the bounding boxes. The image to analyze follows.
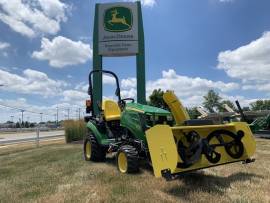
[125,103,171,116]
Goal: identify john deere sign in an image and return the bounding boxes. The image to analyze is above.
[104,7,133,32]
[92,1,146,114]
[98,3,138,56]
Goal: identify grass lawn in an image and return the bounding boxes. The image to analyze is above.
[0,138,269,203]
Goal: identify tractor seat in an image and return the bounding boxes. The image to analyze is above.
[103,100,121,121]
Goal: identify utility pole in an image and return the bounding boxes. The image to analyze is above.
[21,110,24,125]
[54,114,57,124]
[19,110,24,130]
[67,108,70,120]
[56,106,59,126]
[78,108,81,120]
[40,113,43,123]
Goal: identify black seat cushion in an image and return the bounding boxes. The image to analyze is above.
[184,119,214,126]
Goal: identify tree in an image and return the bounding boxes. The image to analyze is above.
[15,122,20,128]
[250,100,270,111]
[29,123,35,128]
[202,90,222,113]
[242,106,250,111]
[148,89,168,109]
[25,121,29,128]
[186,107,200,119]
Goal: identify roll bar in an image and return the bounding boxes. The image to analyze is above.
[88,70,122,114]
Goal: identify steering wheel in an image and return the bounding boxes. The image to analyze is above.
[118,98,135,110]
[121,98,134,103]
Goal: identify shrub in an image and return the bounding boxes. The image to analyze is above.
[64,120,86,143]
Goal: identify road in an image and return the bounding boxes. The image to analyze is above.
[0,129,268,146]
[255,133,270,139]
[0,130,64,145]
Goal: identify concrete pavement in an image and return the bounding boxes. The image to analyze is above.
[0,130,64,145]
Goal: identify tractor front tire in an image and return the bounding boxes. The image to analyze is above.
[116,145,139,173]
[83,133,106,162]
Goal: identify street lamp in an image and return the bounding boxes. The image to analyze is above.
[40,113,43,123]
[21,110,25,123]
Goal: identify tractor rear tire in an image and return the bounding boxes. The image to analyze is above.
[116,145,139,173]
[83,133,106,162]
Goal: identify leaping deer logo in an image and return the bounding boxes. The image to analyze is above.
[107,9,131,28]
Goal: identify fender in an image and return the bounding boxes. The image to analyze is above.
[86,121,108,145]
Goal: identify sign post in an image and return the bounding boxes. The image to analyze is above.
[36,126,40,147]
[92,1,146,115]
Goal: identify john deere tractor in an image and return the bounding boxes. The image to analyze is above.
[84,70,256,180]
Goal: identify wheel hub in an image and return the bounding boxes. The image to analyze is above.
[118,152,128,173]
[86,141,92,159]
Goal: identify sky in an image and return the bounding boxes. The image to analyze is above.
[0,0,270,122]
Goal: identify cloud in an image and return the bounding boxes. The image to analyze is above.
[126,0,156,7]
[219,0,234,2]
[103,75,116,85]
[121,77,136,89]
[242,83,270,93]
[0,0,69,38]
[146,69,238,98]
[121,88,137,99]
[32,36,92,68]
[139,0,156,7]
[119,77,137,98]
[0,41,10,56]
[0,68,67,96]
[118,69,239,106]
[0,41,10,50]
[38,0,68,21]
[62,90,88,102]
[218,31,270,91]
[61,89,89,108]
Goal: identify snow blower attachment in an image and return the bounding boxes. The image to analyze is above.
[146,91,256,179]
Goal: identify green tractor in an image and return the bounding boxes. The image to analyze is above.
[84,70,256,180]
[84,70,171,173]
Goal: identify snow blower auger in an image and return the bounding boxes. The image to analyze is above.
[145,91,256,180]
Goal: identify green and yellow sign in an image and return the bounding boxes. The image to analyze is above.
[93,1,146,114]
[98,2,138,56]
[104,7,133,32]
